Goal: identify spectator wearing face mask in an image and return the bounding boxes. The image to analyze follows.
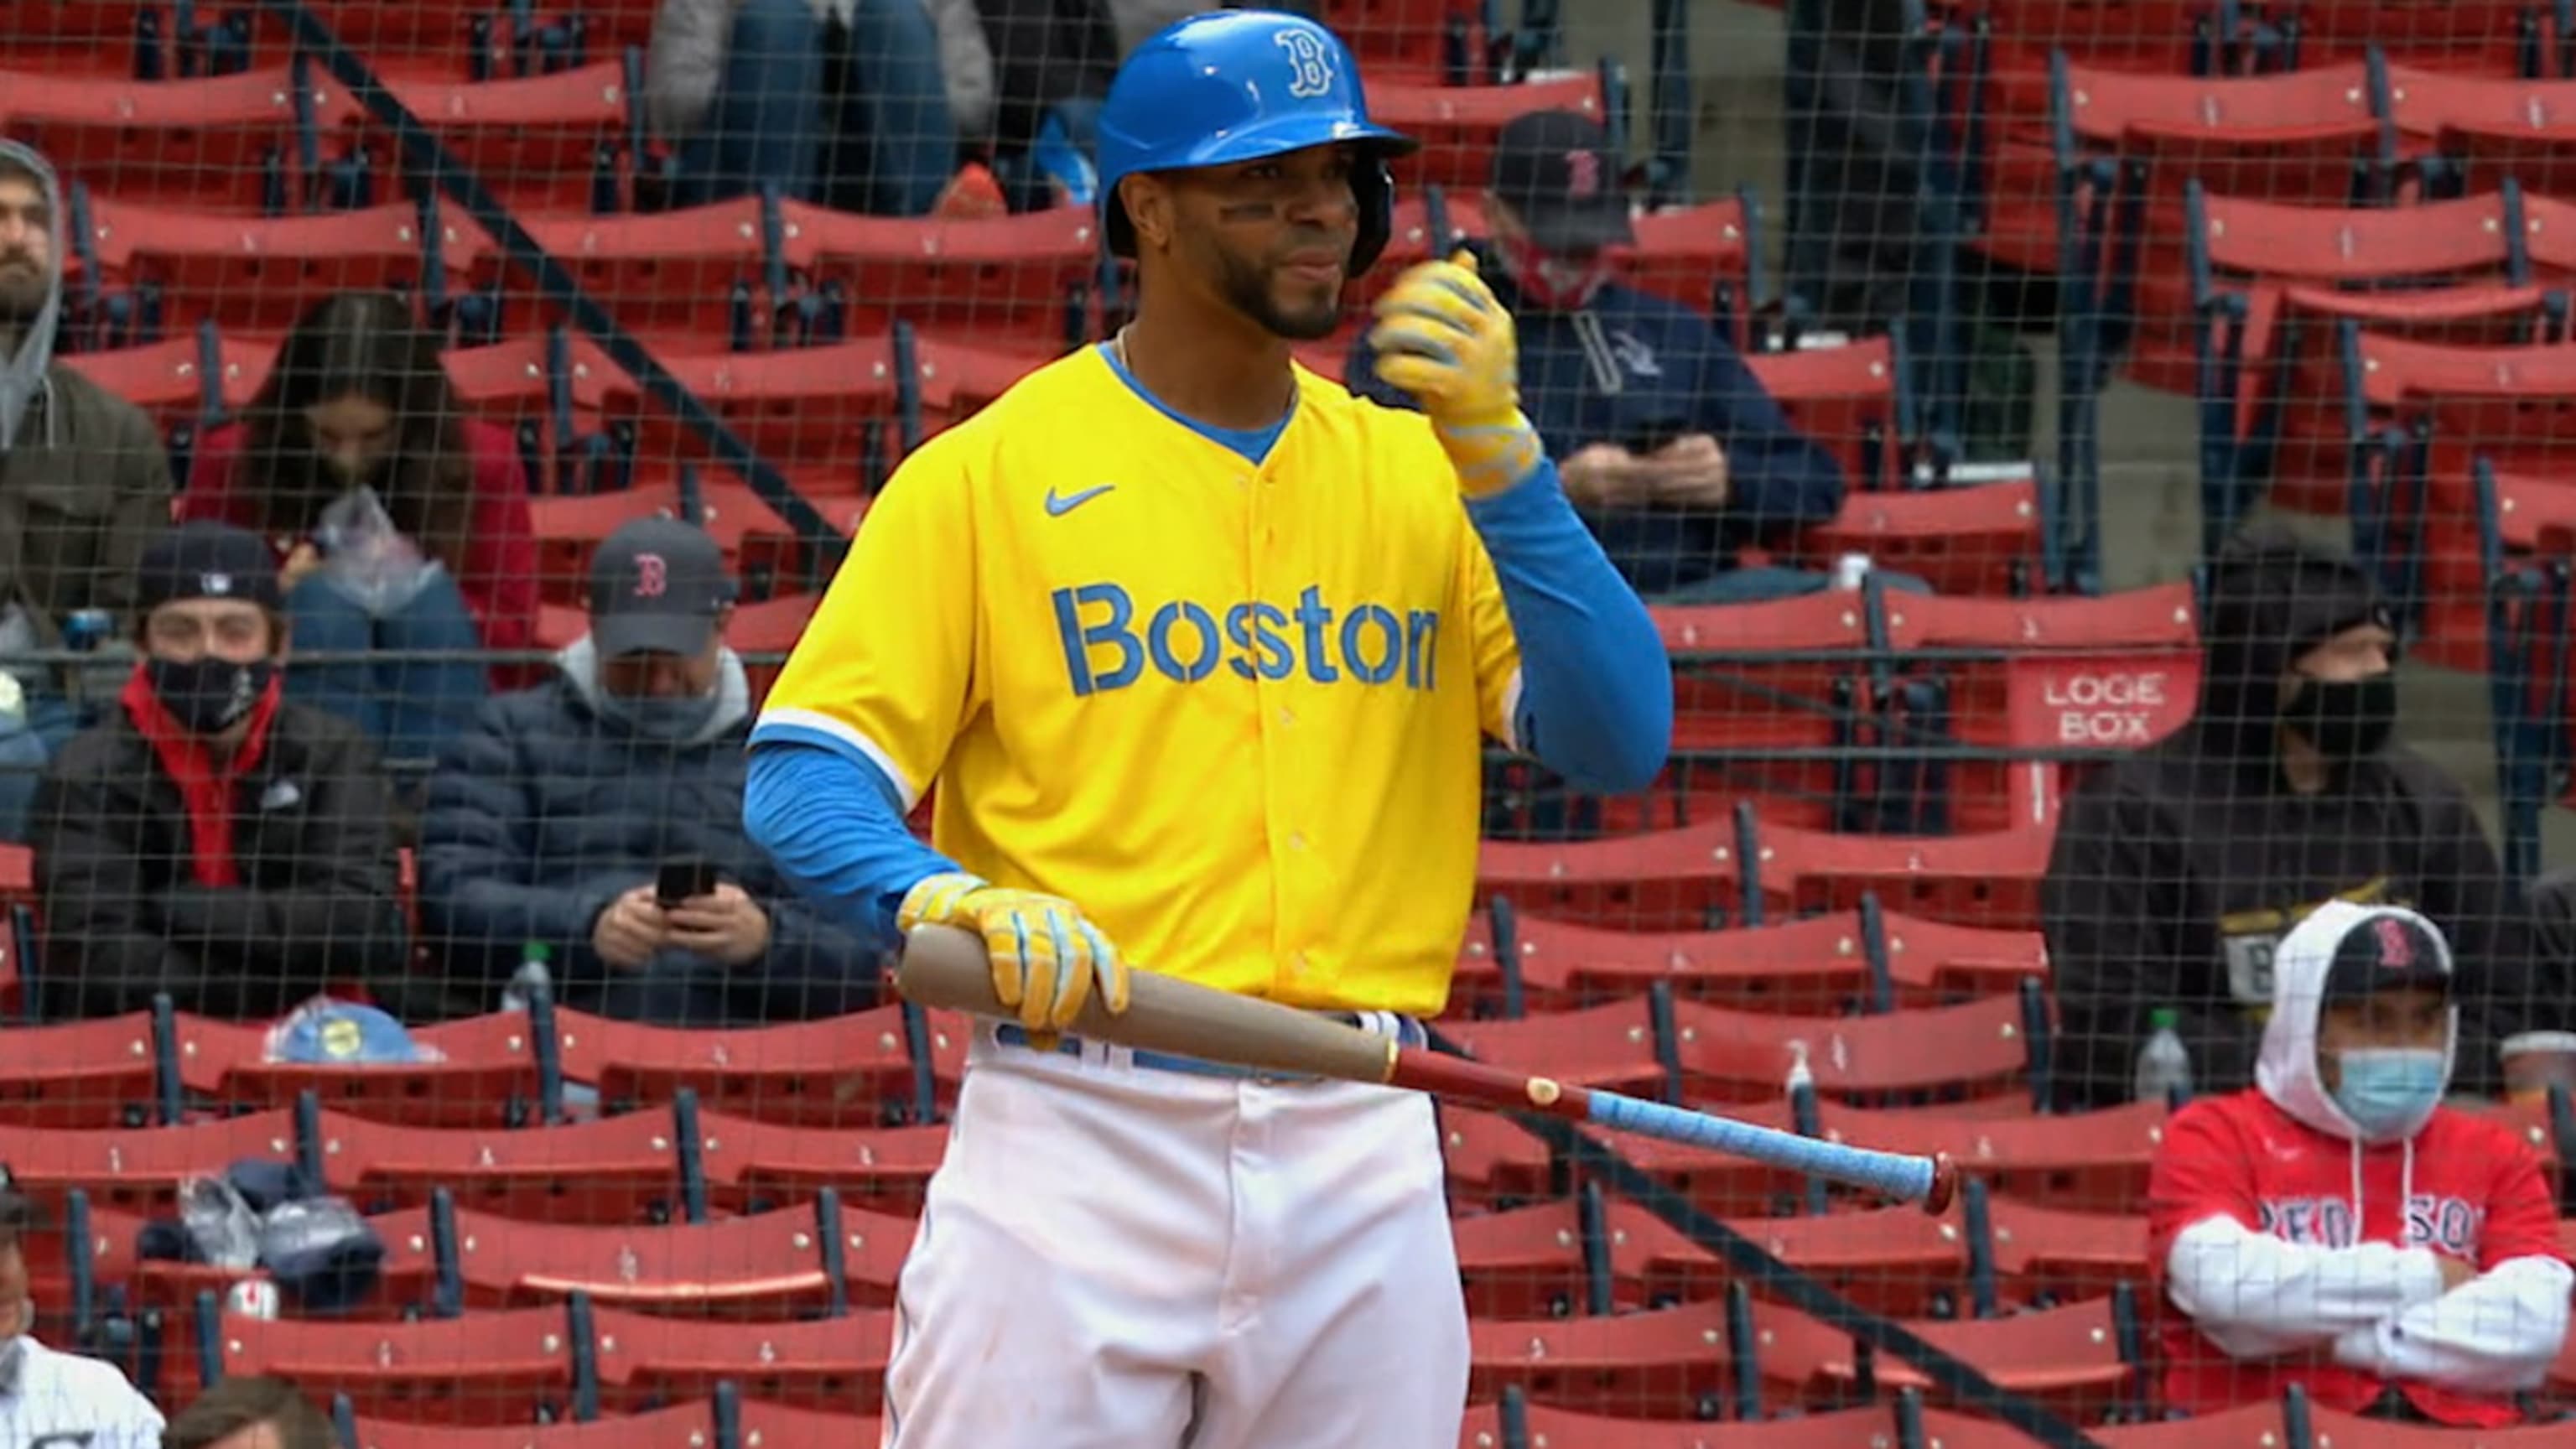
[2148,903,2572,1426]
[2044,524,2543,1109]
[1348,110,1848,603]
[28,523,410,1022]
[177,291,539,768]
[415,518,886,1026]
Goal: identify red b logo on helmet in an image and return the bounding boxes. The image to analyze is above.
[2375,917,2416,970]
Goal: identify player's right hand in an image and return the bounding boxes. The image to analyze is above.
[896,872,1130,1041]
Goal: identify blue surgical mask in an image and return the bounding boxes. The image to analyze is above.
[2331,1047,2447,1139]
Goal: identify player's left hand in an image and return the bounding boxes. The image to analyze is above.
[898,872,1131,1043]
[1367,249,1544,498]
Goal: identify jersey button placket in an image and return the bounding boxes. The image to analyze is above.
[1249,459,1309,997]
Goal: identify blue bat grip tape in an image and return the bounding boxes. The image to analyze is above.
[1586,1088,1937,1201]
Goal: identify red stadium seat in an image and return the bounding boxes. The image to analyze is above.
[1475,819,1748,933]
[56,330,277,424]
[1654,588,1896,829]
[599,337,902,489]
[1602,1198,1972,1319]
[172,1010,553,1128]
[0,65,338,212]
[1806,1100,2169,1213]
[363,60,630,214]
[1670,990,2041,1105]
[0,1108,300,1213]
[0,1011,163,1127]
[341,1401,726,1449]
[1440,997,1682,1098]
[1490,909,1880,1015]
[2344,330,2576,665]
[1455,1401,1926,1449]
[592,1308,896,1413]
[1449,1199,1606,1320]
[1467,1297,1729,1417]
[80,195,441,337]
[2187,184,2546,520]
[1919,1399,2292,1447]
[790,202,1103,355]
[1745,337,1910,493]
[1744,817,2059,932]
[1594,1097,1813,1218]
[454,199,778,351]
[1802,475,2046,599]
[2389,65,2576,200]
[1981,1198,2153,1303]
[1440,1107,1557,1211]
[550,1002,927,1128]
[421,1200,911,1314]
[1739,1294,2138,1418]
[723,1117,947,1218]
[315,1105,714,1223]
[1368,73,1605,192]
[1880,582,2202,828]
[208,1304,582,1426]
[1370,193,1758,340]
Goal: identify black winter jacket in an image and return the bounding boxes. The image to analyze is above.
[30,700,410,1021]
[416,641,885,1026]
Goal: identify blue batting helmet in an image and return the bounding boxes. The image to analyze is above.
[1095,9,1419,273]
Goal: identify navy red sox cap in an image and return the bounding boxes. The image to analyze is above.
[2323,908,2453,1006]
[589,517,737,659]
[1491,110,1636,255]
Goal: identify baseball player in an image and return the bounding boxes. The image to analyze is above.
[744,9,1672,1446]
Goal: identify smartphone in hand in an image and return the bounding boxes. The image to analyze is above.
[655,858,723,908]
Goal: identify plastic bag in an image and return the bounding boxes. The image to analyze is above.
[177,1174,262,1270]
[315,486,446,617]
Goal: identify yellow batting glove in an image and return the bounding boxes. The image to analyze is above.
[1367,249,1545,498]
[897,872,1130,1044]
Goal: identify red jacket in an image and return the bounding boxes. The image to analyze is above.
[179,419,539,661]
[2146,901,2572,1427]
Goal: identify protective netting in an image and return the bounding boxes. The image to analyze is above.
[0,2,2571,1446]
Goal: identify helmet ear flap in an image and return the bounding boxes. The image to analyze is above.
[1348,155,1396,275]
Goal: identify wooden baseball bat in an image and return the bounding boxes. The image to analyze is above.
[891,925,1957,1213]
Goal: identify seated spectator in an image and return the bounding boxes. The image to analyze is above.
[177,291,538,768]
[647,0,986,216]
[1349,110,1850,603]
[29,523,408,1023]
[159,1373,334,1449]
[417,518,886,1026]
[0,140,176,842]
[2045,525,2543,1108]
[0,1182,166,1449]
[2148,902,2571,1426]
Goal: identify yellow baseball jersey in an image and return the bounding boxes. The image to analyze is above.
[756,346,1523,1016]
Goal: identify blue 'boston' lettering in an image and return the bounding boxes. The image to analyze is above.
[1054,584,1439,696]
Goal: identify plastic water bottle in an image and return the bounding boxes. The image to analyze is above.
[2135,1007,2193,1104]
[501,941,553,1014]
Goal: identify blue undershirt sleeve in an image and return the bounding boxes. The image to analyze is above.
[744,740,965,942]
[1467,457,1674,796]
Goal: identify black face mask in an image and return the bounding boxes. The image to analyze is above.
[2283,671,2398,762]
[146,654,274,735]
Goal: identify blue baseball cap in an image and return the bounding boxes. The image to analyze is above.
[262,999,439,1066]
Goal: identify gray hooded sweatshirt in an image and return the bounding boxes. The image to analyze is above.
[0,140,174,691]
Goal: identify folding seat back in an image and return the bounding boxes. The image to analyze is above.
[0,1012,164,1128]
[552,1002,931,1129]
[367,60,632,215]
[86,195,438,338]
[1368,73,1606,192]
[792,204,1104,356]
[2389,65,2576,200]
[1745,336,1911,493]
[1,65,331,213]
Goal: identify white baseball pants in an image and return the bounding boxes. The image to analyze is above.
[880,1024,1469,1448]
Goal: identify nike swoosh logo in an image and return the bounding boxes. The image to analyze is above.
[1045,483,1115,517]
